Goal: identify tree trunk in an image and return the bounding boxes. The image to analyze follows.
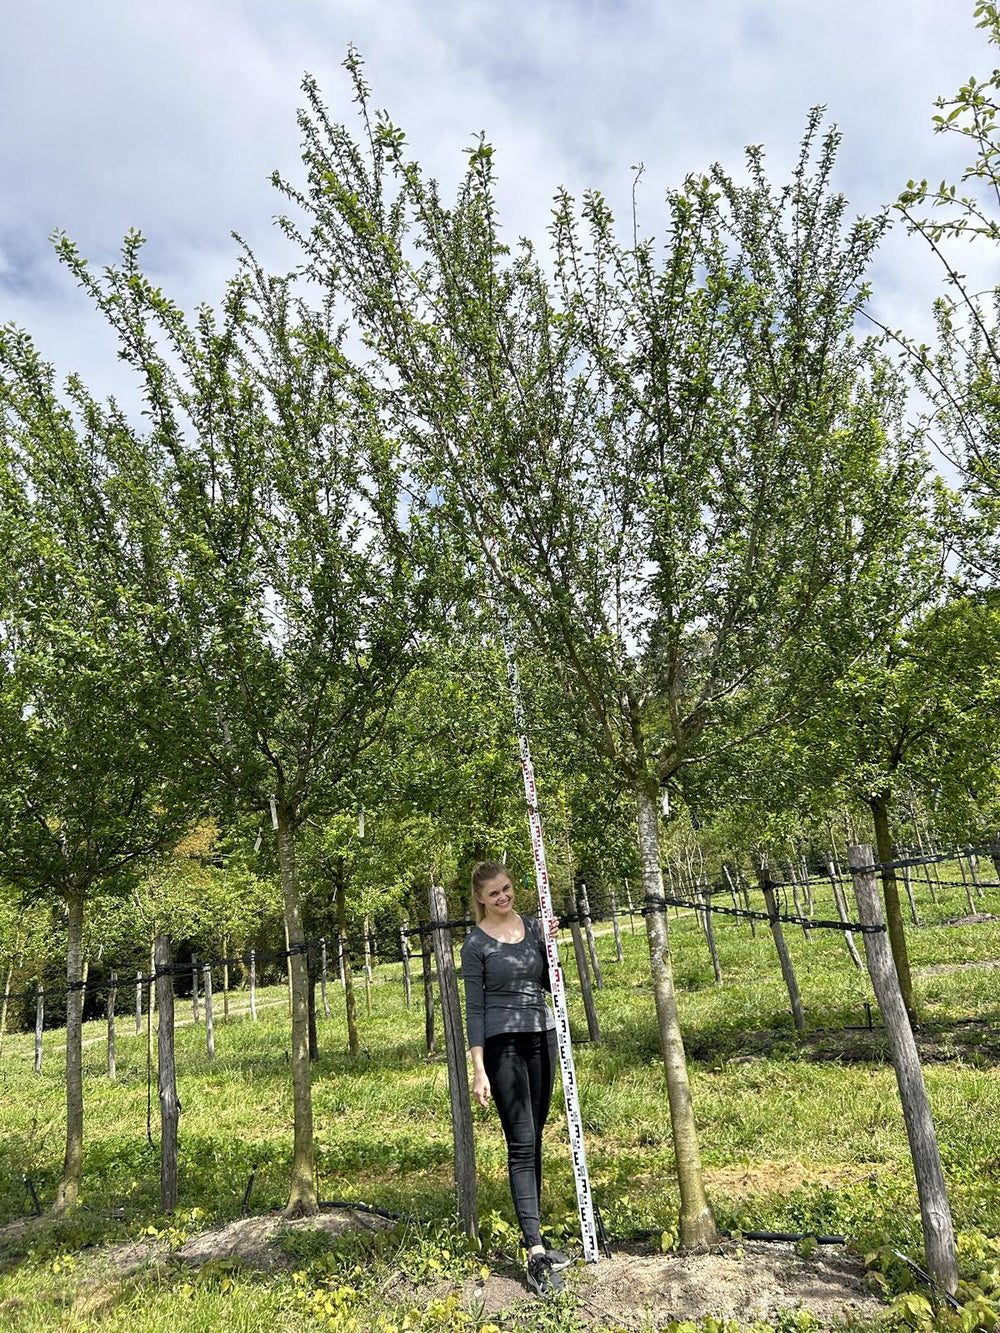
[320,938,331,1017]
[336,878,360,1057]
[578,883,603,990]
[848,846,958,1295]
[155,933,179,1210]
[698,888,722,984]
[54,890,85,1215]
[222,933,230,1023]
[634,777,717,1249]
[0,933,19,1058]
[34,984,44,1074]
[869,793,916,1022]
[276,808,317,1217]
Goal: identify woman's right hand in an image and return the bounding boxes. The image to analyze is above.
[472,1070,491,1109]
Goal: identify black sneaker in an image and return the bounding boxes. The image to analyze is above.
[544,1243,571,1272]
[526,1250,564,1297]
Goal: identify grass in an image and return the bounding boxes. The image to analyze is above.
[0,873,999,1330]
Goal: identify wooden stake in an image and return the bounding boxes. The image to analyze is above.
[155,935,179,1210]
[429,884,478,1237]
[609,891,624,962]
[827,858,864,971]
[34,984,44,1074]
[624,881,636,935]
[249,949,257,1021]
[568,898,601,1043]
[421,927,436,1054]
[191,955,200,1023]
[759,873,805,1035]
[135,970,143,1035]
[320,938,330,1017]
[107,970,117,1080]
[203,965,215,1061]
[699,888,722,984]
[848,846,958,1296]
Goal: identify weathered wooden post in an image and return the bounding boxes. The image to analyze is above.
[698,888,722,984]
[421,927,436,1054]
[990,838,1000,883]
[968,850,984,900]
[429,884,478,1237]
[624,881,636,935]
[400,921,413,1007]
[335,889,360,1057]
[191,955,200,1023]
[34,983,44,1073]
[337,934,346,986]
[249,949,258,1021]
[758,870,805,1035]
[107,970,117,1080]
[826,859,863,970]
[155,934,179,1210]
[135,970,143,1035]
[320,938,330,1018]
[609,891,624,963]
[203,965,215,1062]
[848,846,958,1297]
[567,894,601,1043]
[577,883,603,990]
[900,859,921,927]
[787,864,811,941]
[957,856,976,916]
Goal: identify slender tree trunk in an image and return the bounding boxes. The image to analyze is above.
[869,793,916,1022]
[0,931,20,1058]
[827,859,864,971]
[155,933,179,1210]
[307,945,319,1062]
[34,984,44,1074]
[400,922,413,1006]
[276,808,317,1217]
[54,890,85,1215]
[609,891,624,962]
[578,884,603,989]
[634,776,717,1249]
[848,846,958,1295]
[222,933,230,1023]
[203,965,215,1061]
[336,878,360,1058]
[699,887,722,984]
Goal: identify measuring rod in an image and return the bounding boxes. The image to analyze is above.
[487,542,600,1263]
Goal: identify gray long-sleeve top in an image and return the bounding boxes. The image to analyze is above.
[460,914,555,1049]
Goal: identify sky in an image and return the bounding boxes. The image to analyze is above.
[0,1,994,404]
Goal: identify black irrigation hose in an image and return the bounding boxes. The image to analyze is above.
[625,1226,847,1246]
[318,1199,426,1225]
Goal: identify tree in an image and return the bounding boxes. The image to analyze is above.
[0,324,199,1212]
[49,233,445,1215]
[273,72,920,1245]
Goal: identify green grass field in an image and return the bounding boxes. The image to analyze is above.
[1,874,999,1331]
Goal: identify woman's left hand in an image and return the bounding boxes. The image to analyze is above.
[546,915,560,938]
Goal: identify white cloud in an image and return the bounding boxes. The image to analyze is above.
[0,0,992,397]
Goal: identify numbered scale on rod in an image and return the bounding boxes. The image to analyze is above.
[488,540,600,1264]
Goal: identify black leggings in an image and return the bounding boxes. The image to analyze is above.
[483,1028,557,1249]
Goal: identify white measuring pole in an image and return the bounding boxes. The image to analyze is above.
[489,544,600,1263]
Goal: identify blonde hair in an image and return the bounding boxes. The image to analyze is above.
[470,861,511,923]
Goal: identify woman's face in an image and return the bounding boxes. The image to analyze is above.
[477,871,515,917]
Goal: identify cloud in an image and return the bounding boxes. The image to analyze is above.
[0,0,991,396]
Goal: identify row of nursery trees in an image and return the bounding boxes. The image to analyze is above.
[3,14,1000,1248]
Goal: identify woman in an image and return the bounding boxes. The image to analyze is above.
[460,860,570,1296]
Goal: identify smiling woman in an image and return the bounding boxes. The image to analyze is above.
[460,860,568,1297]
